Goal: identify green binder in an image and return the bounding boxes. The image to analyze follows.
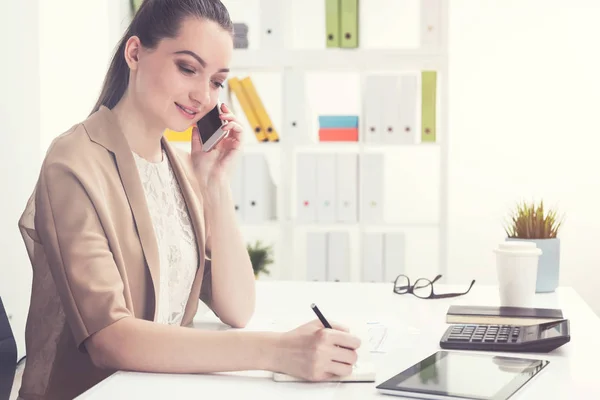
[421,70,437,142]
[340,0,359,48]
[325,0,340,47]
[131,0,143,14]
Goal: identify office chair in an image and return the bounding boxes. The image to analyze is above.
[0,297,17,400]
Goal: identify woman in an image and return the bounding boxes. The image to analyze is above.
[17,1,361,399]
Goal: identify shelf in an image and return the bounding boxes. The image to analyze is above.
[230,48,446,70]
[238,221,279,228]
[294,142,361,153]
[294,222,440,230]
[363,223,440,230]
[241,142,281,153]
[362,142,441,151]
[292,142,441,153]
[293,223,360,232]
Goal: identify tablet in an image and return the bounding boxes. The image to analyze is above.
[376,351,549,399]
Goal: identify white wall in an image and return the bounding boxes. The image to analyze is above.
[447,0,600,314]
[39,0,130,155]
[0,0,41,360]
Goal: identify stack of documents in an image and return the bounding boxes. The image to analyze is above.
[318,115,358,142]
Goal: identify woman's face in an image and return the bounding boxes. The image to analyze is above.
[128,17,233,133]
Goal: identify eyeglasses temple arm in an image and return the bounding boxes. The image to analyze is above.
[431,280,476,299]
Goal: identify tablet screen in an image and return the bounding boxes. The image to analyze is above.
[377,351,549,400]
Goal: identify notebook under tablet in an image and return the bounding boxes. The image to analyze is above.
[376,351,549,399]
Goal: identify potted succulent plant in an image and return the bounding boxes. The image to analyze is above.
[504,200,564,293]
[246,240,274,279]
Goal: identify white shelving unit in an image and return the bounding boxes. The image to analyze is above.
[226,0,450,284]
[116,0,449,284]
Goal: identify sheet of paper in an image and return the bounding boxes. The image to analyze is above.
[364,319,422,353]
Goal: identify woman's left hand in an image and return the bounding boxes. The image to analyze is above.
[191,103,243,192]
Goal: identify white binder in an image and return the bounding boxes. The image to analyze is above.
[283,69,308,144]
[363,75,385,143]
[230,156,244,221]
[381,75,403,145]
[316,154,336,223]
[243,154,275,223]
[360,153,384,224]
[384,232,406,283]
[306,232,327,281]
[327,231,350,282]
[335,153,358,223]
[397,74,419,144]
[362,232,384,282]
[420,0,442,50]
[296,153,317,223]
[259,0,286,49]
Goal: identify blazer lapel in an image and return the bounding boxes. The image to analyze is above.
[83,106,162,321]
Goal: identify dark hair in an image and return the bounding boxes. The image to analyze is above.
[90,0,233,115]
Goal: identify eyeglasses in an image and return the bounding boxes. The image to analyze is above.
[393,274,475,299]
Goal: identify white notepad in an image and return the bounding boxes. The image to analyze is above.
[272,359,376,383]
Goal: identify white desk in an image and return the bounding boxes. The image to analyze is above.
[77,281,600,399]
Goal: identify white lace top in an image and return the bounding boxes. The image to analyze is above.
[132,149,198,326]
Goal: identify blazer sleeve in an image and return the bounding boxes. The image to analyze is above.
[35,160,132,351]
[199,211,213,307]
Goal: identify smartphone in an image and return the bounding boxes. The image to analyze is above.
[197,102,229,152]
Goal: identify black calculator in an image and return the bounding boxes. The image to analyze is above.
[439,319,570,353]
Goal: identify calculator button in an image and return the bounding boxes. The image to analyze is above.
[448,336,470,342]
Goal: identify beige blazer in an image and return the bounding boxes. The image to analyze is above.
[17,106,212,400]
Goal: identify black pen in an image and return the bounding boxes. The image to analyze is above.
[311,303,356,355]
[311,303,333,329]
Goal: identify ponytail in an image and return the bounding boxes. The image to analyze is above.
[89,34,131,115]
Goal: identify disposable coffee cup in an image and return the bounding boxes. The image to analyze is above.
[493,241,542,307]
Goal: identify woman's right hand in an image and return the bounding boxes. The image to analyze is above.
[272,319,362,381]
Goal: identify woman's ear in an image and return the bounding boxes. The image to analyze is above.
[124,36,142,70]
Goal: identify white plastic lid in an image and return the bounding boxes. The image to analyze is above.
[494,240,542,255]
